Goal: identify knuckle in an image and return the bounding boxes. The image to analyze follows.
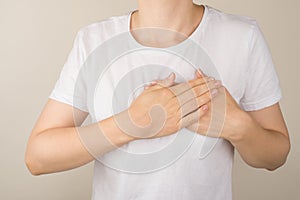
[198,96,209,106]
[187,79,194,85]
[204,77,212,83]
[175,121,181,130]
[207,81,217,89]
[197,97,205,105]
[169,97,179,107]
[161,88,172,97]
[206,92,213,100]
[187,80,196,88]
[199,84,209,93]
[192,87,200,96]
[177,107,184,119]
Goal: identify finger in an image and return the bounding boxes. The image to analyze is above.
[145,73,176,90]
[169,76,214,96]
[195,69,208,79]
[179,89,218,117]
[176,79,222,105]
[156,72,176,87]
[179,104,209,128]
[195,69,203,79]
[144,81,158,90]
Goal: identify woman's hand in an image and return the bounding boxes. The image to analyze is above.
[129,72,222,139]
[186,71,244,139]
[145,71,242,139]
[187,86,244,139]
[115,73,221,139]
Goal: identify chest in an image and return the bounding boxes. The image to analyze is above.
[82,43,246,121]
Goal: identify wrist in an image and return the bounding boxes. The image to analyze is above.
[222,109,252,144]
[99,115,136,148]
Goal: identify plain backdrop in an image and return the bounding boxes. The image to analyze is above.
[0,0,299,199]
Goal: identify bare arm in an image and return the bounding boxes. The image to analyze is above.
[226,103,290,170]
[25,75,219,175]
[189,88,290,170]
[25,99,134,175]
[150,71,290,170]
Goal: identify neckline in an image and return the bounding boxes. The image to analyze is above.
[127,5,209,49]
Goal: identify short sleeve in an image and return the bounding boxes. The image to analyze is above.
[49,30,88,112]
[240,22,282,111]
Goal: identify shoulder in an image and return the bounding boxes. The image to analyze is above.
[205,5,260,37]
[203,5,265,52]
[73,12,131,55]
[79,13,129,36]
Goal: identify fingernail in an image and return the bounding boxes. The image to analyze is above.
[214,80,222,86]
[211,89,218,97]
[196,70,202,75]
[202,105,208,111]
[208,77,215,81]
[168,73,175,80]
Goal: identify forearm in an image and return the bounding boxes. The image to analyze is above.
[25,116,134,175]
[226,112,290,170]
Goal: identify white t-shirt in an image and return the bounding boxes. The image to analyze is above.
[49,5,282,200]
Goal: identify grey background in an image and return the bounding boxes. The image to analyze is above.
[0,0,299,199]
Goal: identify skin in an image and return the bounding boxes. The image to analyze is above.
[25,0,290,175]
[153,71,290,170]
[25,76,220,175]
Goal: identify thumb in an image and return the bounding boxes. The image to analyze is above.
[158,72,176,87]
[144,72,176,90]
[195,69,207,79]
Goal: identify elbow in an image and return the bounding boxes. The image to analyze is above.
[25,149,45,176]
[25,158,42,176]
[266,158,287,171]
[267,137,291,171]
[25,138,47,176]
[266,157,288,171]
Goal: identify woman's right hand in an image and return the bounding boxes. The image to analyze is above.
[24,72,220,175]
[114,73,221,139]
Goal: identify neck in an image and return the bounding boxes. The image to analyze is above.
[133,0,203,36]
